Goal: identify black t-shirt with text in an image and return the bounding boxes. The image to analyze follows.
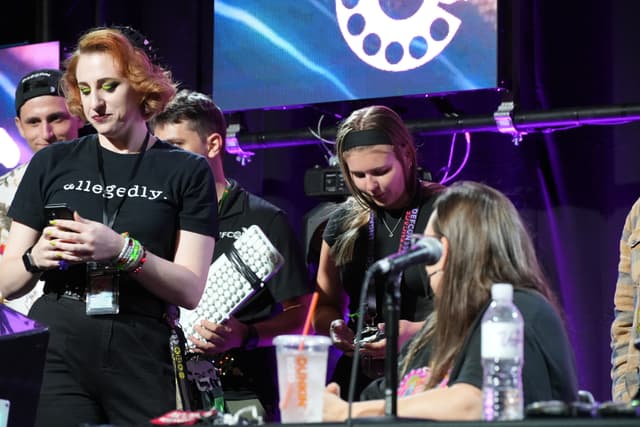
[9,135,218,301]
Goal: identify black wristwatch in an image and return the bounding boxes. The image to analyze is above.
[242,324,259,350]
[22,246,43,273]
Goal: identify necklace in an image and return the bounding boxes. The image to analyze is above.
[379,212,403,237]
[218,179,232,211]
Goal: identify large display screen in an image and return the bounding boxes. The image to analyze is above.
[0,41,60,173]
[213,0,498,112]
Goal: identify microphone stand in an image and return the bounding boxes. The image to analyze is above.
[347,270,404,425]
[383,271,402,417]
[350,264,445,425]
[348,241,443,424]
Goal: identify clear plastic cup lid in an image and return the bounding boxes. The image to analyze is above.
[273,334,331,349]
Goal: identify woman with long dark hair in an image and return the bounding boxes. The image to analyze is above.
[323,181,578,420]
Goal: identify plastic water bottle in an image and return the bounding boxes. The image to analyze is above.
[481,283,524,421]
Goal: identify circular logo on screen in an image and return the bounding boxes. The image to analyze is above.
[335,0,462,72]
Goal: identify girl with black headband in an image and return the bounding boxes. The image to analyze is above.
[313,105,443,399]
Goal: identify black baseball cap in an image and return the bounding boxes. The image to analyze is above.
[14,69,64,116]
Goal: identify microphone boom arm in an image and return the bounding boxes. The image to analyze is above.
[383,272,402,417]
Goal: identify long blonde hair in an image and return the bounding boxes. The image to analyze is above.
[400,181,559,388]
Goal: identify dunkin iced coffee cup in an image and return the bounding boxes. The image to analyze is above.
[274,335,331,423]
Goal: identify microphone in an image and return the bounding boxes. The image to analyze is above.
[369,236,442,275]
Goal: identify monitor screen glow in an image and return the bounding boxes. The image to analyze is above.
[213,0,498,112]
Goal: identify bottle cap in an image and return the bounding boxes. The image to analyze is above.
[491,283,513,301]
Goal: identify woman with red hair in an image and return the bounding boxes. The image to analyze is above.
[0,27,217,426]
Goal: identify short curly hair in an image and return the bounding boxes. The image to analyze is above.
[62,27,176,121]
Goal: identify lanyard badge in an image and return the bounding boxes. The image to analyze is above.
[86,262,120,315]
[85,133,149,316]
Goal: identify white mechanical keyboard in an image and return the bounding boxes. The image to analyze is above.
[180,225,284,343]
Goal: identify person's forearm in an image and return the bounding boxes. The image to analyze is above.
[314,240,347,336]
[350,399,385,418]
[314,304,344,336]
[133,251,208,309]
[0,256,41,299]
[344,386,483,421]
[0,224,42,299]
[1,248,207,308]
[252,295,311,346]
[326,385,482,422]
[133,231,215,308]
[400,384,483,420]
[324,397,385,421]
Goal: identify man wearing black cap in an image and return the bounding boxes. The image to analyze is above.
[0,68,83,314]
[13,68,83,152]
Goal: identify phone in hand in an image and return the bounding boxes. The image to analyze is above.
[44,203,74,221]
[354,325,386,345]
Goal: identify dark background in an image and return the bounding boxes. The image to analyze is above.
[2,0,640,403]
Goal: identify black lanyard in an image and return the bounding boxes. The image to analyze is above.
[95,132,150,228]
[362,206,420,324]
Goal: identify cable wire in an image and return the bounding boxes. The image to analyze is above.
[440,131,471,184]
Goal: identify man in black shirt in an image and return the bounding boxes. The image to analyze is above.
[150,90,313,421]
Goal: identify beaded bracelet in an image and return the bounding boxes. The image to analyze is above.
[133,248,147,274]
